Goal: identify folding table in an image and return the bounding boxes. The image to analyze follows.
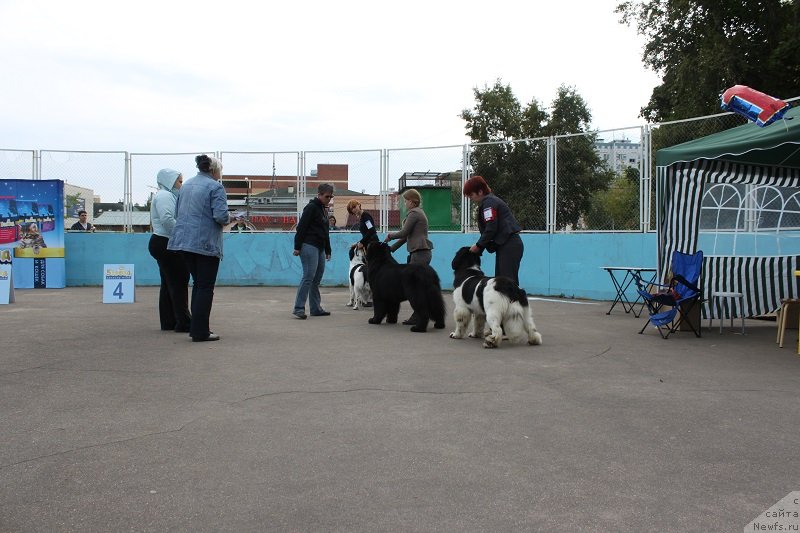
[602,266,657,317]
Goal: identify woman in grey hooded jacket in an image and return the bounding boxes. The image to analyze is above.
[148,168,191,332]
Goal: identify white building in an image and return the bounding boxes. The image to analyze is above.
[595,139,642,172]
[63,183,95,229]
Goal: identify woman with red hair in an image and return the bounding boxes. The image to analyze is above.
[346,199,379,249]
[463,175,524,285]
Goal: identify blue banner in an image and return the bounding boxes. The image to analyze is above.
[0,179,65,288]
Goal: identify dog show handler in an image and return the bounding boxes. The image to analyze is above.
[462,175,524,286]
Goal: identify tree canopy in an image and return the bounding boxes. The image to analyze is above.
[617,0,800,122]
[461,81,613,230]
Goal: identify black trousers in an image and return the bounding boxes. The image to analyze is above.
[148,234,191,331]
[494,233,524,286]
[181,252,221,340]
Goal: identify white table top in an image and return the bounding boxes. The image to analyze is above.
[602,266,657,271]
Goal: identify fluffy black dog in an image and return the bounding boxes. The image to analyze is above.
[365,242,446,332]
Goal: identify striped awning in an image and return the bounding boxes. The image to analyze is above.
[658,159,800,317]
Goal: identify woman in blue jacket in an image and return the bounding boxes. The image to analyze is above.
[168,154,230,342]
[148,168,191,333]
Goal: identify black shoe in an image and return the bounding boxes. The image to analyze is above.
[410,326,427,333]
[293,312,307,320]
[364,302,373,307]
[402,319,415,325]
[311,310,331,316]
[192,333,220,342]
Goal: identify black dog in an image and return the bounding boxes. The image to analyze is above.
[365,242,446,332]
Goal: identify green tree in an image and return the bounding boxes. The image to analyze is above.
[65,192,82,215]
[460,80,548,229]
[617,0,800,122]
[547,86,614,228]
[585,166,640,230]
[461,81,610,229]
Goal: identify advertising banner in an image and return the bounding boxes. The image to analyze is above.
[0,179,66,288]
[0,249,14,304]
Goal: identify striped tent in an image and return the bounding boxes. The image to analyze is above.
[655,105,800,318]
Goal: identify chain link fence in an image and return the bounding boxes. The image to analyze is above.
[39,150,127,230]
[0,150,36,181]
[219,151,301,230]
[2,107,783,233]
[556,127,646,232]
[465,138,549,232]
[130,151,217,206]
[386,145,465,232]
[302,149,382,230]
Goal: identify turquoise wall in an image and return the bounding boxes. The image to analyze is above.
[64,231,658,301]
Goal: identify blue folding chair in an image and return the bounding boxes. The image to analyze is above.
[632,250,704,339]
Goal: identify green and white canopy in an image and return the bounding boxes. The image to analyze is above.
[657,106,800,169]
[656,105,800,318]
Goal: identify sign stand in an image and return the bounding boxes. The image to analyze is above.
[102,264,135,303]
[0,256,15,304]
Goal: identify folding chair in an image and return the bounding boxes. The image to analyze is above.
[632,250,704,339]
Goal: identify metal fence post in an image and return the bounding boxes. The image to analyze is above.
[547,136,556,233]
[298,151,306,223]
[640,125,651,232]
[462,144,470,233]
[124,151,132,233]
[378,148,389,233]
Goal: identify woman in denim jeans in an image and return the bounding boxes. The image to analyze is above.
[292,183,334,319]
[168,154,230,342]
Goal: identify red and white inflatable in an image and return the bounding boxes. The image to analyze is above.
[720,85,790,127]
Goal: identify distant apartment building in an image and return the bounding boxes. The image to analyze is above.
[594,138,642,172]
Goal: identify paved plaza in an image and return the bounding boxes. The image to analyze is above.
[1,286,798,532]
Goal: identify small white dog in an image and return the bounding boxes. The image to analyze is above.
[346,244,372,310]
[449,247,542,349]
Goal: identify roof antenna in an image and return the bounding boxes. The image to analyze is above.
[270,153,277,197]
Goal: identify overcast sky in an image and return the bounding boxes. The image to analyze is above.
[0,0,660,150]
[0,0,661,198]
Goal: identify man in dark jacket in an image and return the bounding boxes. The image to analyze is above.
[292,183,334,319]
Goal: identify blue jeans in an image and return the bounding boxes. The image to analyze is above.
[293,243,326,314]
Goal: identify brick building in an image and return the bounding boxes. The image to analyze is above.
[222,164,399,230]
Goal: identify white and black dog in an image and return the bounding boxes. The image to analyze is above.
[449,246,543,348]
[346,244,372,310]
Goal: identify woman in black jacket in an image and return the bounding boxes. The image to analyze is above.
[346,200,379,249]
[463,175,524,286]
[292,183,334,319]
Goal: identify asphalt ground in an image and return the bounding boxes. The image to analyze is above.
[1,286,798,532]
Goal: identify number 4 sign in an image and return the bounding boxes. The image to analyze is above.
[103,264,135,304]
